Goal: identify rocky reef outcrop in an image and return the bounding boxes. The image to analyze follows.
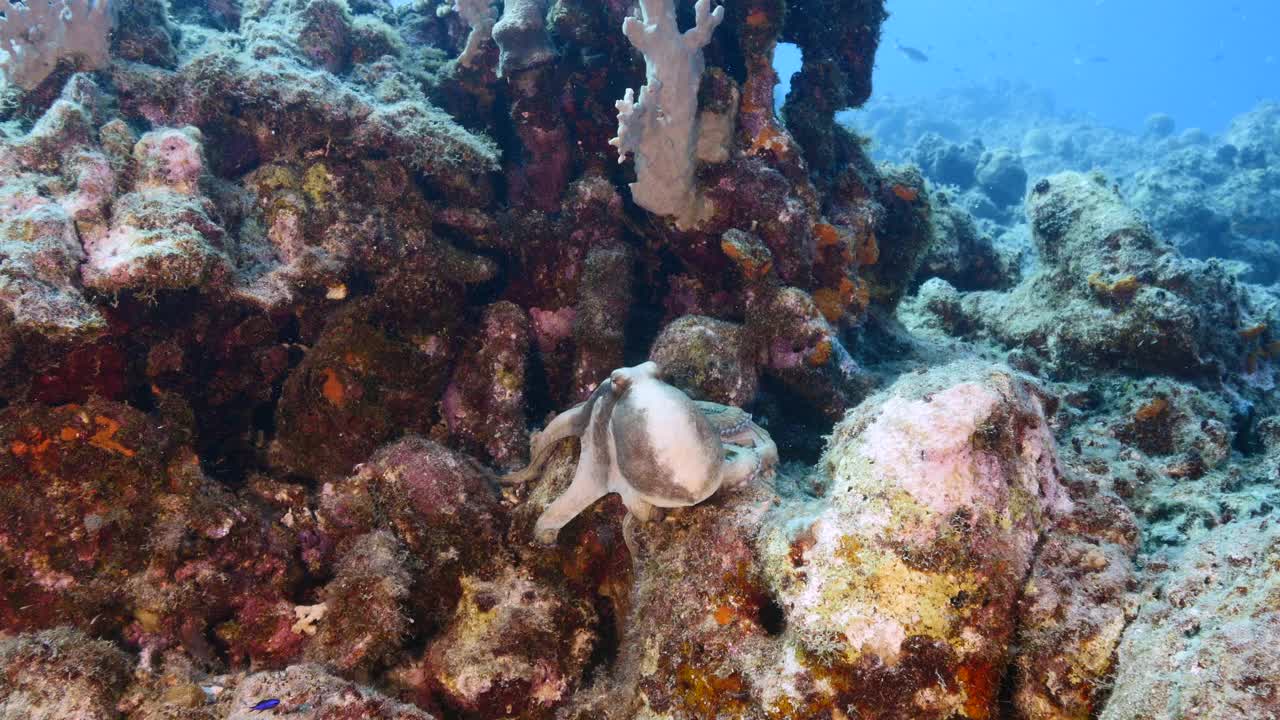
[1101,514,1280,719]
[904,170,1275,379]
[856,85,1280,286]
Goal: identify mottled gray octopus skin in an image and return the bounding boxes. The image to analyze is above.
[505,362,778,544]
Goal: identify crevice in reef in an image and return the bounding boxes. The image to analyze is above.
[756,592,786,637]
[754,376,828,465]
[583,592,622,683]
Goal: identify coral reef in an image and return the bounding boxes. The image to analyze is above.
[0,0,1277,717]
[1127,101,1280,281]
[83,126,233,293]
[903,171,1274,378]
[854,86,1280,284]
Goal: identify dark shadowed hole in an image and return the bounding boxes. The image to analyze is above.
[523,348,554,426]
[621,250,665,367]
[1232,402,1262,455]
[753,377,827,466]
[584,594,621,679]
[128,383,157,412]
[757,594,786,636]
[994,658,1019,717]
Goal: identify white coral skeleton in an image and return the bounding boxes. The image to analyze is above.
[0,0,113,91]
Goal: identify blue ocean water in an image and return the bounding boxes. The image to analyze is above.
[775,0,1280,134]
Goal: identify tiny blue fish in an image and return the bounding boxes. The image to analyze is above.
[249,699,280,711]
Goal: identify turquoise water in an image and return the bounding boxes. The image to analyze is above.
[776,0,1280,133]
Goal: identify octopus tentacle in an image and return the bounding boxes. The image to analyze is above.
[501,401,588,485]
[533,460,609,543]
[719,422,778,488]
[532,396,614,543]
[503,379,616,486]
[695,401,754,437]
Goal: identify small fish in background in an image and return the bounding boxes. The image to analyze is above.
[895,40,929,63]
[249,699,281,712]
[1072,55,1110,66]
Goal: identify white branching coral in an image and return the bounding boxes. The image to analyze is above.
[0,0,113,91]
[610,0,723,229]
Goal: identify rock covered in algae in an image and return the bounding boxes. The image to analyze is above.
[269,306,452,483]
[916,194,1008,291]
[0,627,132,720]
[1007,481,1141,720]
[0,398,181,633]
[756,361,1073,719]
[1101,515,1280,720]
[418,566,597,719]
[0,76,110,354]
[975,146,1028,207]
[441,301,533,470]
[226,663,439,719]
[302,531,417,677]
[902,171,1276,378]
[130,468,301,667]
[779,0,887,175]
[325,436,509,631]
[555,477,782,720]
[82,124,234,294]
[649,314,760,406]
[911,133,983,190]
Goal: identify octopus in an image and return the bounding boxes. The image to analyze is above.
[505,362,778,544]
